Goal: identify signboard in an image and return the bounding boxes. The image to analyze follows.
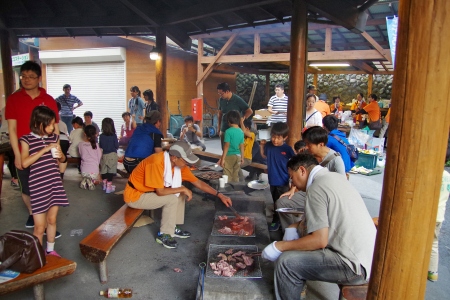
[11,53,30,66]
[386,16,398,69]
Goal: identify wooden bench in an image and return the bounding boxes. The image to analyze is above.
[0,255,76,300]
[193,150,267,175]
[79,204,144,283]
[338,284,368,300]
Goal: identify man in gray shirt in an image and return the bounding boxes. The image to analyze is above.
[262,153,376,300]
[180,115,205,151]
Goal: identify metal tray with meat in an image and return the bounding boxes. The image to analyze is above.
[195,171,223,181]
[211,214,256,237]
[206,244,262,278]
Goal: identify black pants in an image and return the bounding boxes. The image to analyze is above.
[270,184,290,223]
[6,149,17,179]
[123,157,144,174]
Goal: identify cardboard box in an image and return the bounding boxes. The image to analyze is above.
[254,109,271,118]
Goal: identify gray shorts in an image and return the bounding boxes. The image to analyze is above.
[17,167,31,196]
[100,152,118,174]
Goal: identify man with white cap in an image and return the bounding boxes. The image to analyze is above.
[124,141,232,249]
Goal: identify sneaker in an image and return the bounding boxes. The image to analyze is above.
[79,178,88,189]
[11,180,20,189]
[44,230,62,239]
[428,271,438,282]
[87,179,95,190]
[106,185,114,194]
[46,250,61,258]
[25,215,34,228]
[269,222,280,232]
[173,226,191,238]
[156,233,178,249]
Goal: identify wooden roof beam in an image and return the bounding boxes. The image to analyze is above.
[200,49,386,64]
[215,64,268,75]
[231,11,255,27]
[351,60,375,74]
[305,0,369,33]
[163,0,284,25]
[118,36,156,47]
[117,0,158,26]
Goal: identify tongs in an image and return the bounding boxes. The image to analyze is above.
[228,206,242,218]
[248,252,262,257]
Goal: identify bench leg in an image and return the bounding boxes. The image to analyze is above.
[99,260,108,284]
[33,283,44,300]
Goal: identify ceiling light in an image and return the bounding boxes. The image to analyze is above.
[309,63,350,67]
[149,47,160,60]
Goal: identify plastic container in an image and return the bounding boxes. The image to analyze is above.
[355,153,378,169]
[258,129,270,140]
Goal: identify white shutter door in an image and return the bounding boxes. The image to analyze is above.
[46,62,126,133]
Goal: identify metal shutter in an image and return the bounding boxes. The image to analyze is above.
[46,62,126,133]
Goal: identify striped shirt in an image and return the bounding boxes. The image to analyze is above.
[268,94,288,123]
[55,94,82,117]
[20,133,69,214]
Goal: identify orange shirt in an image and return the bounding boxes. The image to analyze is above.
[124,151,198,203]
[385,108,391,123]
[364,101,381,122]
[314,100,331,118]
[352,101,367,121]
[330,103,343,113]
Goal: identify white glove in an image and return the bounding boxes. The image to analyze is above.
[283,228,299,241]
[262,241,282,261]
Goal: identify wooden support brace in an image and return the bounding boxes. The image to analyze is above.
[196,33,239,85]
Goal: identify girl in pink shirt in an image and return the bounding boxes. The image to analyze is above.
[78,125,102,190]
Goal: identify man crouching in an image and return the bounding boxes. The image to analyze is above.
[124,141,232,249]
[262,153,376,300]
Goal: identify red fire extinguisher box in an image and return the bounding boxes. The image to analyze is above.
[191,98,203,121]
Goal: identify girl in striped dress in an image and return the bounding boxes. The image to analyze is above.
[20,106,69,256]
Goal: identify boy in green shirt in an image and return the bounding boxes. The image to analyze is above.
[218,110,244,182]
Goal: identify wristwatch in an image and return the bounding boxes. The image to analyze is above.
[194,130,197,133]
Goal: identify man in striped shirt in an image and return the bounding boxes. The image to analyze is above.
[268,83,288,123]
[55,84,83,133]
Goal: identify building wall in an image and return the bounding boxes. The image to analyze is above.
[39,36,236,123]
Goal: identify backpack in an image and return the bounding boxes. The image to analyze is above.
[331,134,359,162]
[0,230,46,273]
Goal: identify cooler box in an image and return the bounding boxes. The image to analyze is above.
[355,153,378,169]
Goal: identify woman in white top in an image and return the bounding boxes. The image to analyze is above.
[305,93,323,128]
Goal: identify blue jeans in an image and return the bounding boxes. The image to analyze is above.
[61,115,74,133]
[275,248,367,300]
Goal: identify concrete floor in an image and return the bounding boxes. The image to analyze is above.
[0,137,448,299]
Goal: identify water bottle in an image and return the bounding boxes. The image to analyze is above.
[99,288,132,298]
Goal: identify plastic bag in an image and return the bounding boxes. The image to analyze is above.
[366,137,385,153]
[348,128,374,149]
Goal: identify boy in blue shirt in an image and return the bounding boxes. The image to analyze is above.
[260,123,295,231]
[322,115,354,172]
[218,110,244,182]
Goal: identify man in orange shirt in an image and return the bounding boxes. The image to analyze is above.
[124,141,232,249]
[355,94,381,130]
[314,93,331,118]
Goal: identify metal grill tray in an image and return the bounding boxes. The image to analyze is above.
[196,171,223,180]
[211,214,256,237]
[206,244,262,278]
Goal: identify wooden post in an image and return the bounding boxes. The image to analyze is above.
[155,28,167,137]
[368,1,450,299]
[313,73,318,88]
[287,0,308,147]
[368,74,373,95]
[197,38,204,132]
[0,30,14,202]
[1,30,14,98]
[265,74,270,104]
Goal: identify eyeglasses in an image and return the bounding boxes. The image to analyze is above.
[217,91,226,96]
[20,75,39,80]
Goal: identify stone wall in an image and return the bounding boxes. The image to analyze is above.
[236,73,393,109]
